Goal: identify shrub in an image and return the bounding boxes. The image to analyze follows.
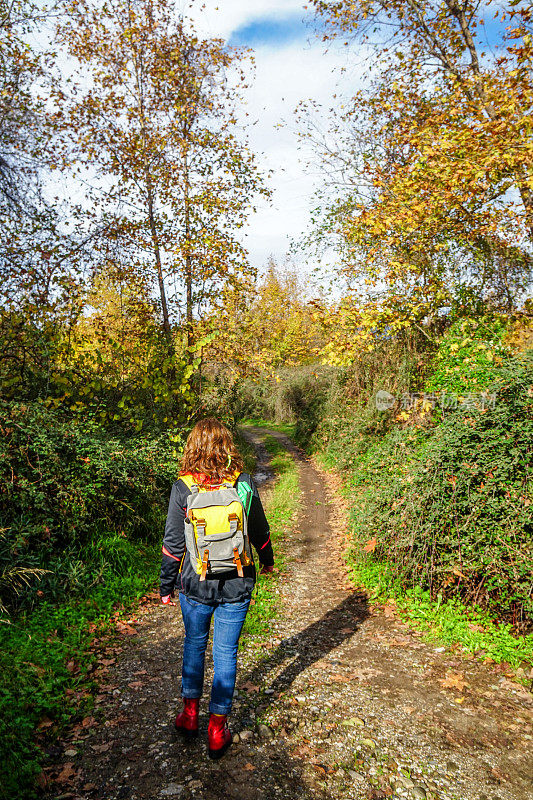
[0,401,181,612]
[343,354,533,629]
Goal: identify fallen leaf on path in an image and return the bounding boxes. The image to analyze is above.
[128,681,144,690]
[98,658,116,667]
[37,717,54,730]
[388,636,413,646]
[293,744,313,758]
[363,537,377,553]
[241,681,260,693]
[340,627,354,634]
[56,763,76,784]
[91,742,111,753]
[351,667,383,680]
[105,715,128,728]
[329,673,352,683]
[243,763,256,771]
[439,673,467,691]
[81,716,96,728]
[491,766,509,782]
[116,622,137,636]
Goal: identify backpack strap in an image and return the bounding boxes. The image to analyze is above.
[236,477,253,515]
[180,474,198,492]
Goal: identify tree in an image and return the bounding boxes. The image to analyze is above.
[57,0,266,354]
[0,0,93,399]
[203,259,323,377]
[305,0,533,343]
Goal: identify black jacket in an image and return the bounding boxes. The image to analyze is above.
[160,472,273,604]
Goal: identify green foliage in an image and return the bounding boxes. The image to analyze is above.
[0,312,199,433]
[425,317,511,396]
[207,366,335,447]
[246,318,533,642]
[0,400,181,797]
[0,400,181,612]
[317,346,533,630]
[344,557,533,668]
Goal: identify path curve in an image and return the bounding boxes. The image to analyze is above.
[46,428,533,800]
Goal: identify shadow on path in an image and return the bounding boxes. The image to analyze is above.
[240,592,370,701]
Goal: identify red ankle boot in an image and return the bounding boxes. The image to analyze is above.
[175,697,199,738]
[207,713,232,759]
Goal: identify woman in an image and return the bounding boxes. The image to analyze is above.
[160,418,274,759]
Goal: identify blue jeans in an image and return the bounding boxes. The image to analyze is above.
[179,593,250,715]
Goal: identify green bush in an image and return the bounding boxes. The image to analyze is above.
[321,352,533,629]
[280,318,533,629]
[0,401,181,611]
[425,317,511,396]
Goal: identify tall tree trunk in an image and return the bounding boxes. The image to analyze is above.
[183,151,194,364]
[131,27,172,341]
[146,178,172,340]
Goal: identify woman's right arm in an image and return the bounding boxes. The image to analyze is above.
[160,482,186,599]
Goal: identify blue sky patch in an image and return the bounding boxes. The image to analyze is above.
[229,12,307,48]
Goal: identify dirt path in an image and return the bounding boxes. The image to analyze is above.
[47,429,533,800]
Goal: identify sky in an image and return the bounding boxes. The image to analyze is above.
[176,0,356,280]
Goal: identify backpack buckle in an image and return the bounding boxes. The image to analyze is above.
[232,547,244,577]
[200,549,209,581]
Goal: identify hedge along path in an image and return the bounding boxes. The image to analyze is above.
[46,429,533,800]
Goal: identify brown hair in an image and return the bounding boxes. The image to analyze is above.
[180,418,244,484]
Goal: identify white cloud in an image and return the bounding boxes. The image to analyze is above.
[182,0,307,40]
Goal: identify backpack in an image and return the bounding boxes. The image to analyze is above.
[181,473,253,581]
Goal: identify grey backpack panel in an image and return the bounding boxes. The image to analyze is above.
[185,484,251,576]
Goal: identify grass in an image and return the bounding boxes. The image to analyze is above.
[0,541,160,800]
[242,431,300,640]
[315,450,533,671]
[239,417,297,440]
[344,557,533,669]
[233,427,258,474]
